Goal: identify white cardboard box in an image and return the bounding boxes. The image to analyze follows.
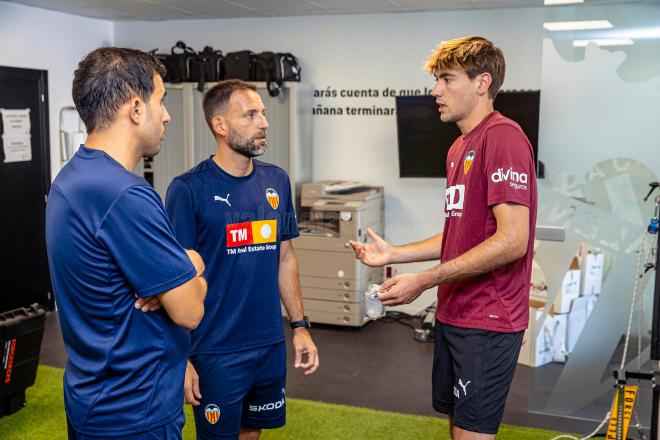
[550,314,568,363]
[554,257,581,314]
[519,306,554,367]
[582,252,604,296]
[566,295,598,353]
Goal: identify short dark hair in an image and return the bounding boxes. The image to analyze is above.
[202,80,257,131]
[72,47,166,133]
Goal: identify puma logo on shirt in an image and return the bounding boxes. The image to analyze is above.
[214,194,231,207]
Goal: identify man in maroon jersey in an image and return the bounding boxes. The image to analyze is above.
[349,36,537,439]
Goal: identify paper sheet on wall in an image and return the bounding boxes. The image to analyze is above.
[2,135,32,163]
[1,108,31,135]
[1,108,32,163]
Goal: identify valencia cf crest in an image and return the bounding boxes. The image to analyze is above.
[266,188,279,210]
[205,404,221,425]
[463,150,475,175]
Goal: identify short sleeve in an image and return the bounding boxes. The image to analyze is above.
[281,175,299,241]
[165,178,197,249]
[97,185,196,298]
[482,124,535,208]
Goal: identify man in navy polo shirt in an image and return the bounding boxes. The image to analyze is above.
[46,47,208,440]
[165,80,319,439]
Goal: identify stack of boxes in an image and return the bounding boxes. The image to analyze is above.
[519,250,604,367]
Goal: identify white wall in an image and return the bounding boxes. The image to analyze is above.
[539,1,660,185]
[0,1,113,180]
[114,9,544,313]
[539,38,660,183]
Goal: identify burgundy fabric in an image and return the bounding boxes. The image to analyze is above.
[437,111,537,332]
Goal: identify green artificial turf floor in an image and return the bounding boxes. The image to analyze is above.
[0,366,573,439]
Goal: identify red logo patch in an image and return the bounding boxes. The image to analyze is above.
[226,222,253,248]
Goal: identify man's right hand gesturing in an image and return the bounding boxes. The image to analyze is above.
[347,228,393,267]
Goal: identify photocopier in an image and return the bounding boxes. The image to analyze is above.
[293,181,384,326]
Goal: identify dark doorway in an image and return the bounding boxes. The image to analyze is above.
[0,66,51,312]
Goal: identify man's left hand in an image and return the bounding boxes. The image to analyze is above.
[378,273,428,306]
[292,329,319,376]
[134,295,162,312]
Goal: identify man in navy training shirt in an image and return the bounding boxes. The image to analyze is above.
[165,80,319,440]
[46,47,208,440]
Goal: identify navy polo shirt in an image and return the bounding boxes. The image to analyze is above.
[165,158,298,355]
[46,146,196,436]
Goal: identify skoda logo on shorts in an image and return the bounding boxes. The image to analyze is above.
[205,403,221,425]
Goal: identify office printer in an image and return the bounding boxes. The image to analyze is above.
[294,181,384,326]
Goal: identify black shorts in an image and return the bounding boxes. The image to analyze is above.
[432,321,523,434]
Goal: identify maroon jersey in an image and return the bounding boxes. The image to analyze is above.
[437,111,537,332]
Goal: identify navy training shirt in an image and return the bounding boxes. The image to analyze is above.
[45,146,197,436]
[165,158,299,355]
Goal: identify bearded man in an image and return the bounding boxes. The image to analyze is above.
[165,80,319,440]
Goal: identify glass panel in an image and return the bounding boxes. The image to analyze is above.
[531,161,657,424]
[534,0,660,427]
